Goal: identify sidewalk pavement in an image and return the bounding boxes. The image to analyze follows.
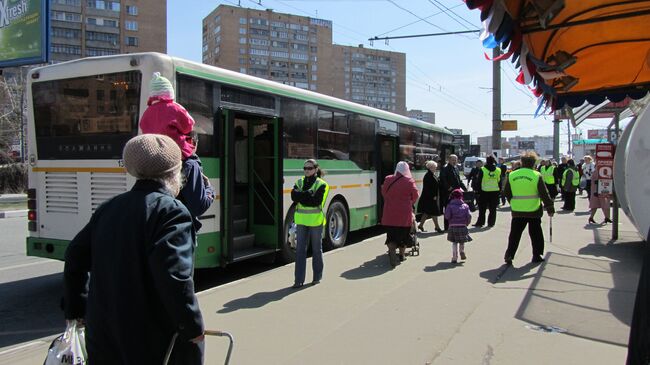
[2,196,644,364]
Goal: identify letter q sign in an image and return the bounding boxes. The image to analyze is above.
[597,165,613,179]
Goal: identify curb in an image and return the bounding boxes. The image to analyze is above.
[0,210,28,219]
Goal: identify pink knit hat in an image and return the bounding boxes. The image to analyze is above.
[451,188,464,200]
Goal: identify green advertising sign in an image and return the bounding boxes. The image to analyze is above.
[0,0,48,67]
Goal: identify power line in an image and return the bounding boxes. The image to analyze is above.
[374,4,466,37]
[386,0,449,34]
[426,0,478,31]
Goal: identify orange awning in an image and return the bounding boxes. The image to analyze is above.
[467,0,650,110]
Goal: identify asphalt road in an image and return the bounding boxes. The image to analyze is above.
[0,216,384,352]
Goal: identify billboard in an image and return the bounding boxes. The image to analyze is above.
[587,129,608,139]
[518,141,535,149]
[0,0,48,67]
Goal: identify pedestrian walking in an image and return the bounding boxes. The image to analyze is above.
[140,72,215,230]
[497,157,508,205]
[539,159,558,200]
[588,178,613,224]
[440,154,467,231]
[417,160,443,233]
[474,155,501,228]
[64,134,205,365]
[555,156,568,201]
[582,155,595,199]
[503,151,555,265]
[561,159,580,211]
[291,159,329,288]
[577,159,585,195]
[382,161,419,267]
[445,189,472,263]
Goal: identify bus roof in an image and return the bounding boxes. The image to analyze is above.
[30,52,452,135]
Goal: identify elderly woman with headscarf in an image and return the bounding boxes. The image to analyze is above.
[381,161,419,267]
[417,160,443,233]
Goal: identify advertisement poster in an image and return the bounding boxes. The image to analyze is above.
[0,0,48,67]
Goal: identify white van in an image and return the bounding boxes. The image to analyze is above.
[463,156,486,178]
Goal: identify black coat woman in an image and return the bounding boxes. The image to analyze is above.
[417,160,443,232]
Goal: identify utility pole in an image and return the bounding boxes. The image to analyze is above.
[567,120,571,156]
[492,47,501,157]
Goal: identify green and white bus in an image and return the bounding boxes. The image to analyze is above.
[25,52,454,268]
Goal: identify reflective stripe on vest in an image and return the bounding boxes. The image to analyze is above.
[481,166,501,192]
[541,165,555,184]
[562,169,580,187]
[508,168,542,212]
[294,177,330,227]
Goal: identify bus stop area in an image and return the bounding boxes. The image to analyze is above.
[2,196,644,364]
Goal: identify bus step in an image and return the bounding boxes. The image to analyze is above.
[233,233,255,251]
[233,204,247,220]
[233,219,248,234]
[233,247,277,262]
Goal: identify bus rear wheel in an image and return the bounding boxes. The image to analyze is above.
[324,200,349,250]
[280,205,297,264]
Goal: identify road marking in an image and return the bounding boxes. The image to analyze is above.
[0,260,60,272]
[0,340,45,356]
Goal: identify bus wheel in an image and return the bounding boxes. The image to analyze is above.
[324,200,348,250]
[280,205,297,264]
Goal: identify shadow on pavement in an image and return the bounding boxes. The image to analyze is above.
[574,211,590,216]
[217,287,300,314]
[417,231,445,239]
[479,262,540,284]
[0,273,65,349]
[340,254,392,280]
[515,243,643,347]
[424,261,463,272]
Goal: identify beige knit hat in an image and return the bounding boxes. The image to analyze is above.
[123,134,182,179]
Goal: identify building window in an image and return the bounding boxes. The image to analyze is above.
[51,43,81,55]
[239,17,246,25]
[86,17,97,25]
[86,47,119,57]
[126,5,138,15]
[52,27,81,39]
[53,0,81,6]
[239,27,246,35]
[214,25,221,34]
[311,75,317,81]
[87,31,118,44]
[125,36,138,46]
[110,2,119,11]
[104,19,117,28]
[240,68,246,74]
[52,11,82,22]
[239,37,246,44]
[125,20,138,31]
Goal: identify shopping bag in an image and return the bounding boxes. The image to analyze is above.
[579,176,587,189]
[44,320,87,365]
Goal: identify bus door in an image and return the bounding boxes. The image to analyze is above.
[376,135,398,221]
[221,108,282,263]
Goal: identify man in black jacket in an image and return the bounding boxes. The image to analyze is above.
[440,154,467,230]
[474,156,501,227]
[555,156,568,201]
[64,135,204,365]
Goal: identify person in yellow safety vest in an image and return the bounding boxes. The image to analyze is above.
[503,151,555,265]
[290,159,329,288]
[539,159,558,200]
[474,155,501,228]
[561,159,580,212]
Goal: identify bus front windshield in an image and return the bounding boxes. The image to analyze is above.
[31,71,141,160]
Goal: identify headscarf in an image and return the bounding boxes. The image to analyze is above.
[451,188,464,200]
[394,161,412,179]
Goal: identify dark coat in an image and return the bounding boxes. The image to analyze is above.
[64,180,204,365]
[440,163,467,206]
[417,170,442,216]
[178,154,215,231]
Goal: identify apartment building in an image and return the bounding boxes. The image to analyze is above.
[49,0,166,62]
[408,109,436,124]
[202,5,406,115]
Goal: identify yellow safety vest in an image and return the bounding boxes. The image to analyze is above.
[294,177,330,227]
[562,168,580,187]
[481,166,501,192]
[508,168,542,212]
[540,165,556,184]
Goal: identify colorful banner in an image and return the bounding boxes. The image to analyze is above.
[0,0,48,67]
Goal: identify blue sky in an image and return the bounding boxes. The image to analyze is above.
[167,0,615,146]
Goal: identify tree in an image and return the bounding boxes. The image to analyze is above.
[0,71,25,159]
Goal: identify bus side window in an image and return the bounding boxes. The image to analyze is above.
[176,75,217,157]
